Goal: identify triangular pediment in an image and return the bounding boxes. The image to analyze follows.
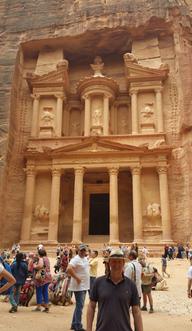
[51,137,145,156]
[124,61,169,83]
[25,60,69,90]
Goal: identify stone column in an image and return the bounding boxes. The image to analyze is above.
[72,167,84,243]
[31,94,40,137]
[20,166,36,241]
[103,95,109,135]
[131,166,143,242]
[157,166,172,242]
[55,95,64,136]
[130,90,139,134]
[109,167,119,243]
[48,168,61,242]
[84,95,91,136]
[155,88,164,133]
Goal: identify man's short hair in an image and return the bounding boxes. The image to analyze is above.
[129,250,137,260]
[93,250,98,256]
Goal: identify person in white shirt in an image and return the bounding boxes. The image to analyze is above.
[187,256,192,298]
[124,250,142,300]
[0,263,16,294]
[67,244,89,331]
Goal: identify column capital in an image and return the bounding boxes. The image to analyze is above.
[108,167,119,176]
[130,89,139,95]
[74,166,85,176]
[155,87,163,93]
[52,167,61,176]
[54,93,65,100]
[157,166,168,175]
[131,166,141,175]
[31,93,40,100]
[24,165,36,176]
[82,93,91,100]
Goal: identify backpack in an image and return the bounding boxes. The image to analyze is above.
[0,261,12,294]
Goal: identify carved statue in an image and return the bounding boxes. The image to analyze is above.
[123,53,138,64]
[90,56,104,77]
[34,205,49,221]
[92,108,102,126]
[146,203,161,218]
[141,103,154,122]
[41,109,55,126]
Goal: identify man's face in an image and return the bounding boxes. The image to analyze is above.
[109,258,125,273]
[79,249,87,257]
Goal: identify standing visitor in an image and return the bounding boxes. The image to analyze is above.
[124,250,142,302]
[87,249,143,331]
[67,243,89,331]
[9,252,28,313]
[89,250,99,296]
[0,260,16,295]
[187,256,192,298]
[140,259,154,313]
[161,254,170,278]
[33,249,52,312]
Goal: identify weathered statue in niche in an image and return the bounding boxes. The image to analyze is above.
[141,103,154,122]
[34,205,49,221]
[41,107,55,127]
[90,56,104,77]
[146,203,161,218]
[92,108,103,126]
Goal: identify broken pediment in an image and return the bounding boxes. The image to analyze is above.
[25,60,69,92]
[123,53,169,83]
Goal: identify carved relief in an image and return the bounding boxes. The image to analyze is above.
[34,205,49,221]
[117,105,129,134]
[92,108,103,126]
[69,109,81,136]
[40,107,55,127]
[140,103,154,123]
[146,203,161,218]
[90,56,104,77]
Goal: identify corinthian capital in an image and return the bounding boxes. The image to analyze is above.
[25,165,36,176]
[74,166,85,176]
[157,166,168,175]
[52,168,61,176]
[109,167,119,176]
[131,166,141,175]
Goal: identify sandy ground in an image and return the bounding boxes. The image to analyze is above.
[0,257,191,331]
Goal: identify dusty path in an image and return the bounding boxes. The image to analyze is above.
[0,258,191,331]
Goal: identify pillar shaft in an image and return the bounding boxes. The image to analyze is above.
[109,167,119,243]
[155,89,164,133]
[55,96,63,136]
[48,169,61,242]
[72,167,84,243]
[103,96,109,135]
[158,167,172,241]
[132,166,143,242]
[20,166,36,241]
[31,95,40,137]
[131,91,138,134]
[84,96,91,136]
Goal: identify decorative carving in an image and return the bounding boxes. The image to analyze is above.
[109,167,119,176]
[157,166,168,175]
[146,203,161,218]
[25,166,36,176]
[141,103,154,122]
[92,108,103,126]
[131,166,141,175]
[90,56,104,77]
[123,53,138,65]
[74,167,84,176]
[52,168,61,176]
[34,205,49,221]
[40,107,55,127]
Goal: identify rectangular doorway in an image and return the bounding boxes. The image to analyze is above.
[89,193,109,235]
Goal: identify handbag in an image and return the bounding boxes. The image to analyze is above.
[35,259,46,281]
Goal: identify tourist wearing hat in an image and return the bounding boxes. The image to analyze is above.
[67,243,89,331]
[87,249,143,331]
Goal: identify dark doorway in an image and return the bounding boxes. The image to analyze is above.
[89,193,109,235]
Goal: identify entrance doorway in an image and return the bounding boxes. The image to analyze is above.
[89,193,109,235]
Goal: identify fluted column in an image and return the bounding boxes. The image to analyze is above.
[31,94,40,137]
[48,168,61,242]
[131,166,143,242]
[72,167,84,243]
[20,166,36,241]
[157,166,172,242]
[55,95,64,136]
[109,167,119,243]
[103,95,109,135]
[84,95,91,136]
[130,90,139,134]
[155,88,164,133]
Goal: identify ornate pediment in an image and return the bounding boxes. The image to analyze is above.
[51,137,145,156]
[123,53,169,83]
[25,60,69,92]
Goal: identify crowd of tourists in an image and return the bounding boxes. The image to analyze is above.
[0,241,192,331]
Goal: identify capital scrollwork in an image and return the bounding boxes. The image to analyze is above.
[157,166,168,175]
[109,167,119,176]
[25,166,36,176]
[131,166,141,175]
[52,168,61,176]
[74,166,85,176]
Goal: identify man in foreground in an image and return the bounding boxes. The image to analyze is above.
[87,249,143,331]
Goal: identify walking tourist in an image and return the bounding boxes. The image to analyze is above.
[140,258,154,313]
[187,256,192,298]
[9,252,28,313]
[124,250,142,302]
[86,249,143,331]
[161,254,170,278]
[67,243,89,331]
[33,249,52,312]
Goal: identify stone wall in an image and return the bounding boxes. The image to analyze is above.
[1,0,192,245]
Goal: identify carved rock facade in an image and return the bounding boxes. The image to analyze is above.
[0,0,192,246]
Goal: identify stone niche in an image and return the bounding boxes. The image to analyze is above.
[31,173,52,240]
[141,168,162,241]
[39,97,57,137]
[138,92,156,133]
[117,104,130,134]
[91,96,104,136]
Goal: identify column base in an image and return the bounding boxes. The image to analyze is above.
[71,240,82,245]
[161,239,174,244]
